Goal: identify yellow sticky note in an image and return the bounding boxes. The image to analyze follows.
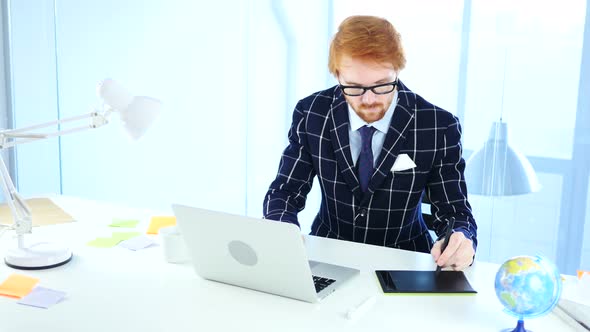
[146,216,176,234]
[0,274,40,298]
[577,270,590,279]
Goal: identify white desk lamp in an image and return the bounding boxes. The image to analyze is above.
[464,50,540,196]
[0,79,162,269]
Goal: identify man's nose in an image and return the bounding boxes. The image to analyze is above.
[361,89,377,104]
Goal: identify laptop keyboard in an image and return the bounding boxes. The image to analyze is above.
[313,275,336,293]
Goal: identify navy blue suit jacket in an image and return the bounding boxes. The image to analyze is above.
[264,81,477,253]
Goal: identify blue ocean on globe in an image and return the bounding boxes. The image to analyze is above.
[494,255,562,319]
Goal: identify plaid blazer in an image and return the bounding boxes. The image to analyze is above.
[263,81,477,253]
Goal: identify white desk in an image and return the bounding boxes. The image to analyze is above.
[0,197,579,332]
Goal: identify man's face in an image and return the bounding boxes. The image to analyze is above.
[338,55,398,123]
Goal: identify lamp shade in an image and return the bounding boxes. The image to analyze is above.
[465,121,541,196]
[119,96,162,140]
[97,79,162,139]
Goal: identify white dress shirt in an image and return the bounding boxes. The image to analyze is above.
[348,90,398,166]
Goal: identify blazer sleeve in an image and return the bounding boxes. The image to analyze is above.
[426,115,478,250]
[263,102,316,227]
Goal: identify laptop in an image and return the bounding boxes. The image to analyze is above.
[171,204,359,303]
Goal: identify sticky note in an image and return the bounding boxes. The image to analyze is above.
[146,216,176,234]
[577,270,590,279]
[112,232,141,241]
[87,232,141,248]
[119,235,157,251]
[17,286,66,309]
[87,237,121,248]
[0,274,40,298]
[109,219,140,228]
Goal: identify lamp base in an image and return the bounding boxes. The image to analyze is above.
[4,242,73,270]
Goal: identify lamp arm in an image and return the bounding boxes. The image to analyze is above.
[0,108,112,149]
[0,154,31,245]
[0,106,112,245]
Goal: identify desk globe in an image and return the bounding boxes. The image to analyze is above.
[494,255,562,332]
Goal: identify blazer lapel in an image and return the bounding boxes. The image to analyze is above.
[364,81,416,201]
[328,88,363,201]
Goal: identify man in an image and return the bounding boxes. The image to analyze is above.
[263,15,477,271]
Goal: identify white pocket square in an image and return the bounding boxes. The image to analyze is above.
[391,154,417,172]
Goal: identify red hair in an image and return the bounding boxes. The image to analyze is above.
[328,16,406,76]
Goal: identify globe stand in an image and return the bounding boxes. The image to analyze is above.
[502,319,529,332]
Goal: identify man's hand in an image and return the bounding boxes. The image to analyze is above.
[431,232,474,271]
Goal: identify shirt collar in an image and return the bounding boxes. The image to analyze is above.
[348,90,398,134]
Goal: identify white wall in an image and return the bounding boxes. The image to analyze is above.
[52,1,249,215]
[245,0,330,232]
[9,0,330,233]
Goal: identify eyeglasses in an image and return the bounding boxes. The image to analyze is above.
[339,79,398,96]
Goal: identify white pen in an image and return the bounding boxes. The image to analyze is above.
[346,295,377,320]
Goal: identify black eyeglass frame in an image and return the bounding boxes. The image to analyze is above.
[339,79,399,96]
